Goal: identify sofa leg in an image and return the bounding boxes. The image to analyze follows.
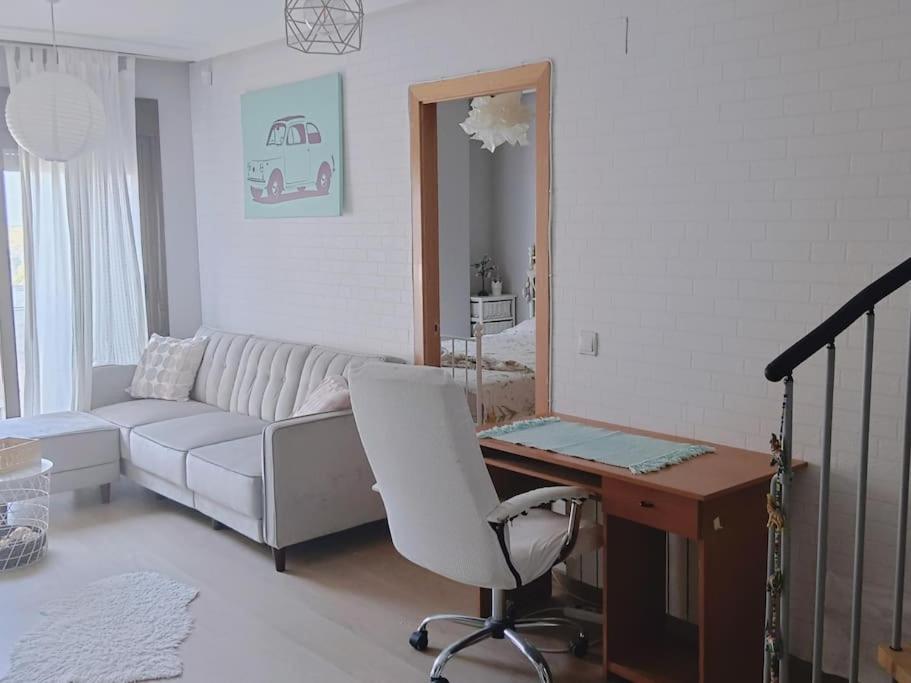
[211,518,225,531]
[273,547,286,573]
[100,483,111,504]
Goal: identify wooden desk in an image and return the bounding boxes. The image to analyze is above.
[480,413,806,683]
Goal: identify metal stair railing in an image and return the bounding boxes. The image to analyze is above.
[763,256,911,683]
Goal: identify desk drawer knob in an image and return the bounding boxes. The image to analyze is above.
[640,500,655,508]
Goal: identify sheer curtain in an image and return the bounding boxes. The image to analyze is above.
[5,45,147,414]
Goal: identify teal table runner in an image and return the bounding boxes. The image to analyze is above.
[477,417,714,475]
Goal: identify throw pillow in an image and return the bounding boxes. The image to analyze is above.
[129,334,209,401]
[294,375,351,417]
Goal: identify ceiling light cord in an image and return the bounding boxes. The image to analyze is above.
[49,0,59,62]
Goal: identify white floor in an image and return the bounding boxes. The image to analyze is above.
[0,481,601,682]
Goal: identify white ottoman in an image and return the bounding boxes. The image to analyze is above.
[0,412,120,502]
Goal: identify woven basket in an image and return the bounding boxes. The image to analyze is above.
[0,525,47,570]
[0,438,41,474]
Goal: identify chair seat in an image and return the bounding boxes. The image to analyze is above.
[507,509,602,585]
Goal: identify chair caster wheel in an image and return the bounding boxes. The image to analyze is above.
[409,629,428,651]
[570,632,589,658]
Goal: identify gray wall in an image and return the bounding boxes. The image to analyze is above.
[437,100,471,337]
[0,89,11,149]
[469,141,493,272]
[437,93,536,335]
[491,93,535,323]
[134,59,202,338]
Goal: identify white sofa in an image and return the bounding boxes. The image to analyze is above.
[87,327,391,571]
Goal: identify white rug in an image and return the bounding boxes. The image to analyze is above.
[3,571,199,683]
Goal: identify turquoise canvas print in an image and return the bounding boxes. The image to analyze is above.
[242,73,343,218]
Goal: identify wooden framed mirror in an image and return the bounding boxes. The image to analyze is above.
[409,61,552,416]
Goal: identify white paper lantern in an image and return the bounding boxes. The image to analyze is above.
[4,71,106,162]
[460,91,533,153]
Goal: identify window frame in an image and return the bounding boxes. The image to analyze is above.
[266,122,287,146]
[286,123,308,146]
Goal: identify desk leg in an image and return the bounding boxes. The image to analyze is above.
[698,483,767,683]
[602,513,666,679]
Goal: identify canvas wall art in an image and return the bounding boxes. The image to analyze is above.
[242,73,343,218]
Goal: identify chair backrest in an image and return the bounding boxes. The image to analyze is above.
[349,363,516,588]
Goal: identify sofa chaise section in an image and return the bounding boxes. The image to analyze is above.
[0,412,120,500]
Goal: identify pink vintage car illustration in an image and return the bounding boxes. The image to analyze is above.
[248,115,335,202]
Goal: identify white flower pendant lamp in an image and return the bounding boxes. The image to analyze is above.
[460,91,532,153]
[4,0,106,162]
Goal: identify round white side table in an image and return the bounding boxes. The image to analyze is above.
[0,458,51,571]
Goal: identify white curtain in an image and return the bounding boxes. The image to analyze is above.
[5,45,147,415]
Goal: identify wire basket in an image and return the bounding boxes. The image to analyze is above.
[0,460,50,571]
[0,437,40,474]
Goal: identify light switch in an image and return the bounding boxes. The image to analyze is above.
[578,330,598,356]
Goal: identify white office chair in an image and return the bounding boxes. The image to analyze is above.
[349,363,601,683]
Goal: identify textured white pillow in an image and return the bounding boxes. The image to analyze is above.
[129,334,209,401]
[294,375,351,417]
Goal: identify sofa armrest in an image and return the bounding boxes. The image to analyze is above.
[261,410,385,550]
[91,364,137,409]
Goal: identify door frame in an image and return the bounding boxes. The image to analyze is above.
[409,61,552,415]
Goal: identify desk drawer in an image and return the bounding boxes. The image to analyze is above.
[602,479,699,539]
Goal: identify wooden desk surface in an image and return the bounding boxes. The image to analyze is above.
[479,412,807,502]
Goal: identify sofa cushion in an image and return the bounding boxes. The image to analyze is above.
[92,399,219,430]
[186,436,263,518]
[223,334,385,422]
[0,411,118,471]
[93,399,221,461]
[229,338,312,421]
[293,346,386,415]
[294,375,350,417]
[130,412,267,487]
[192,329,251,411]
[188,327,390,421]
[129,334,208,401]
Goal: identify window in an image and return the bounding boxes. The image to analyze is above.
[266,122,286,146]
[287,123,307,146]
[306,123,321,145]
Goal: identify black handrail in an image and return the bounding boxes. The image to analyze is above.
[765,256,911,382]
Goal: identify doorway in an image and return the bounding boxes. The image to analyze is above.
[409,62,552,416]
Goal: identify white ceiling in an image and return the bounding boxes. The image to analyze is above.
[0,0,414,62]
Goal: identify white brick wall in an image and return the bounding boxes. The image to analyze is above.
[189,0,911,677]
